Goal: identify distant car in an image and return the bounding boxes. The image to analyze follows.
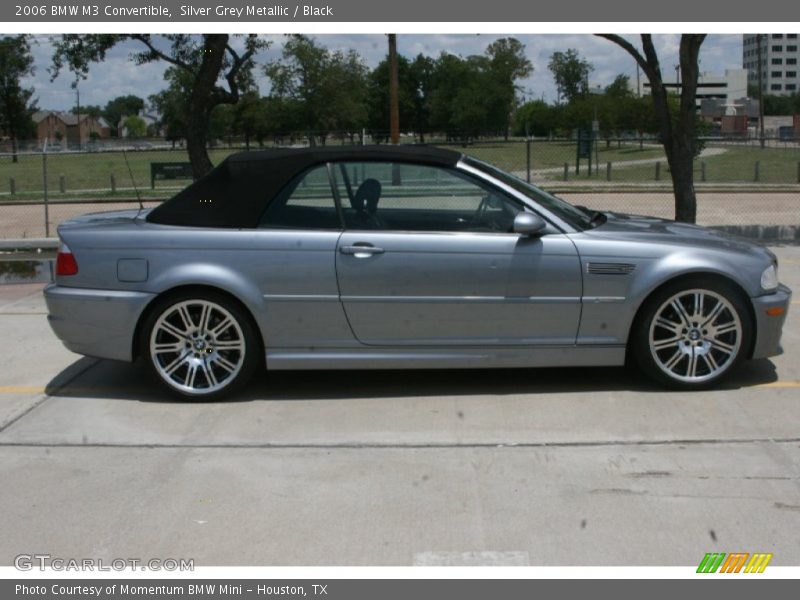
[131,141,153,151]
[44,146,791,399]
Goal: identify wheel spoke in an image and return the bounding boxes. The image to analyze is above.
[714,322,738,336]
[153,341,184,354]
[686,348,698,378]
[701,300,724,327]
[655,316,682,333]
[213,355,238,374]
[692,292,705,319]
[159,321,187,341]
[214,339,244,351]
[671,299,692,327]
[177,305,195,331]
[708,338,734,354]
[663,349,684,371]
[653,335,681,350]
[198,303,212,333]
[211,317,234,337]
[202,361,218,387]
[164,351,190,375]
[185,362,199,388]
[702,352,719,373]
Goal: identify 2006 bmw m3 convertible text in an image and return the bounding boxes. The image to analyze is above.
[44,146,791,398]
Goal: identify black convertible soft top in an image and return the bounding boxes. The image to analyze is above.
[146,145,463,228]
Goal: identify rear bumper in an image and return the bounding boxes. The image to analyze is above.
[44,284,155,362]
[751,283,792,359]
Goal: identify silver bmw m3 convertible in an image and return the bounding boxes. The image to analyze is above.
[44,146,791,399]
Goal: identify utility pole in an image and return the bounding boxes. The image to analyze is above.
[757,34,765,148]
[388,33,400,145]
[74,79,82,151]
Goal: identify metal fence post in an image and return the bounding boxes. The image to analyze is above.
[9,178,15,196]
[655,161,661,181]
[797,161,800,183]
[59,175,66,194]
[110,173,116,193]
[606,162,612,182]
[754,161,760,182]
[43,147,50,238]
[563,163,569,181]
[701,162,706,182]
[526,138,531,183]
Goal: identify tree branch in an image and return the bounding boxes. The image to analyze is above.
[129,34,191,73]
[595,34,657,83]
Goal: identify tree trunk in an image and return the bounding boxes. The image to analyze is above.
[186,35,229,179]
[666,142,697,223]
[10,133,18,164]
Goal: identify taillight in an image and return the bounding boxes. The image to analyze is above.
[55,241,79,276]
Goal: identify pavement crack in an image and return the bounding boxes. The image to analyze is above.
[0,436,799,450]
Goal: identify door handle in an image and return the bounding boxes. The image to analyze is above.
[339,245,385,257]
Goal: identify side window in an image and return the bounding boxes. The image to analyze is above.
[259,165,340,229]
[330,161,522,233]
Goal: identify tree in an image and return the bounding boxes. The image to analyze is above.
[0,35,37,162]
[598,34,706,223]
[103,95,144,134]
[605,74,633,98]
[51,34,268,177]
[548,49,593,104]
[148,69,189,147]
[233,90,265,149]
[485,38,533,139]
[265,35,368,144]
[122,115,146,139]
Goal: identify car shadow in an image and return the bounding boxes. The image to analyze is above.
[43,355,781,404]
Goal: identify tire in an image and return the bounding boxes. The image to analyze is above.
[631,278,753,390]
[141,290,261,400]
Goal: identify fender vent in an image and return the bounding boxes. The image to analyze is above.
[587,262,636,275]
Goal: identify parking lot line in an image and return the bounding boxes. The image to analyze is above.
[0,386,46,394]
[754,380,800,388]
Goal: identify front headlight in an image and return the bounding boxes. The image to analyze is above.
[761,264,779,291]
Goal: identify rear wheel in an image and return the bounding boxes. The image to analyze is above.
[142,291,260,400]
[632,279,752,389]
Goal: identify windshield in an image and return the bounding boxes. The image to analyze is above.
[463,156,596,230]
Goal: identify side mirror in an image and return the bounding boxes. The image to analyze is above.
[513,212,547,236]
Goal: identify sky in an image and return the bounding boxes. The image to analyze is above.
[24,33,745,111]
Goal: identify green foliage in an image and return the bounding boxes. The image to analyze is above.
[513,87,663,139]
[762,93,800,116]
[103,95,145,132]
[122,115,146,139]
[147,68,191,142]
[264,34,368,141]
[0,35,37,151]
[548,49,594,104]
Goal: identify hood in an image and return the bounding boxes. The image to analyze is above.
[588,211,772,258]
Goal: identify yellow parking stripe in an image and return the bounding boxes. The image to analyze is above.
[754,380,800,389]
[0,386,46,394]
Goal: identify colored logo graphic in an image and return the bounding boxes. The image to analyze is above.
[697,552,773,573]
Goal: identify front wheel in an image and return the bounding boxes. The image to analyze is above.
[632,279,753,389]
[142,292,261,400]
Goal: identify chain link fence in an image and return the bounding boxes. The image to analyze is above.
[1,136,799,240]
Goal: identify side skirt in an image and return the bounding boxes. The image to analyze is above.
[265,345,626,370]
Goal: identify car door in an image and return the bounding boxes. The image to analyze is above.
[332,161,582,346]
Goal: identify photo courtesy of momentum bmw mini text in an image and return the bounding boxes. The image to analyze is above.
[0,0,799,597]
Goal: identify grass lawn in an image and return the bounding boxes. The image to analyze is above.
[0,141,798,202]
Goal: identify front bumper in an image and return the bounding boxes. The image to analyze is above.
[751,283,792,359]
[44,284,155,362]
